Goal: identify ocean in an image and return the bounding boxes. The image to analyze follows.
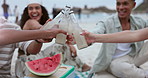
[1,12,148,24]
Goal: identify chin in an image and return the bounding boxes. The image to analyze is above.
[118,15,127,19]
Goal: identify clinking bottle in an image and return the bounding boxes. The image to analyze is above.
[56,6,88,49]
[45,6,88,49]
[55,6,74,45]
[69,11,88,49]
[55,14,68,44]
[41,10,64,30]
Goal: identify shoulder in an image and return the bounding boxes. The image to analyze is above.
[96,14,116,26]
[26,19,39,24]
[130,15,147,27]
[25,19,40,27]
[98,14,116,23]
[24,19,42,30]
[130,15,145,21]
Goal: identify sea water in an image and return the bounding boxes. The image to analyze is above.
[2,12,148,26]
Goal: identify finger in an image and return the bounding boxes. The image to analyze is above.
[58,30,67,35]
[67,35,73,40]
[44,39,53,42]
[45,19,52,24]
[48,19,52,21]
[39,39,53,43]
[80,30,86,35]
[47,19,52,22]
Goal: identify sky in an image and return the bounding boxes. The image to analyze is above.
[0,0,143,15]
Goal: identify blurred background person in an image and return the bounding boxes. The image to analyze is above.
[1,0,9,19]
[13,5,19,24]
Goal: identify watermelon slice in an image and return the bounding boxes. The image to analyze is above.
[25,53,62,76]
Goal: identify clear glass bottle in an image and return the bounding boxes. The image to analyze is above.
[55,14,68,44]
[52,6,88,49]
[42,11,64,30]
[69,11,88,49]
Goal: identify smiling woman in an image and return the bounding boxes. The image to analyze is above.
[15,0,91,77]
[20,3,49,29]
[16,1,51,77]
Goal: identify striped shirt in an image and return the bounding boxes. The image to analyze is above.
[0,18,31,77]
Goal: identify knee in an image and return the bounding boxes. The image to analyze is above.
[110,62,146,78]
[109,61,130,77]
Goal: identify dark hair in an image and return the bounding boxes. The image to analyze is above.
[20,5,49,29]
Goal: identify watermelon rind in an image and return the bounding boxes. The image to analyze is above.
[25,53,63,76]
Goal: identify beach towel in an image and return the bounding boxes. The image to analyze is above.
[75,70,90,78]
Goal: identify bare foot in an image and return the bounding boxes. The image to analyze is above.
[82,64,91,72]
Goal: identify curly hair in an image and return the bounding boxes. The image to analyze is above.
[20,5,49,29]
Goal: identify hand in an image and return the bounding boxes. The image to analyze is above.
[66,34,75,45]
[45,19,59,29]
[36,39,53,43]
[41,19,69,43]
[45,19,52,24]
[68,45,77,57]
[43,28,68,40]
[81,30,95,45]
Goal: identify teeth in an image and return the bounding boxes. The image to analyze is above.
[32,14,38,17]
[120,12,124,13]
[119,11,126,14]
[119,10,126,13]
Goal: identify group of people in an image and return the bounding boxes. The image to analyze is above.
[1,0,148,78]
[0,0,90,78]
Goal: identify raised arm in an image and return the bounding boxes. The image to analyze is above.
[83,28,148,44]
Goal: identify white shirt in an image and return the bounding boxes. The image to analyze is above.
[113,43,132,59]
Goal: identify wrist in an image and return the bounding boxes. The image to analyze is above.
[92,33,97,43]
[95,34,105,43]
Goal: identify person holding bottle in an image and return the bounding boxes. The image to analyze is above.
[16,0,91,77]
[82,0,148,78]
[0,16,67,78]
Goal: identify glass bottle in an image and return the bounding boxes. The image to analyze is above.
[69,11,88,49]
